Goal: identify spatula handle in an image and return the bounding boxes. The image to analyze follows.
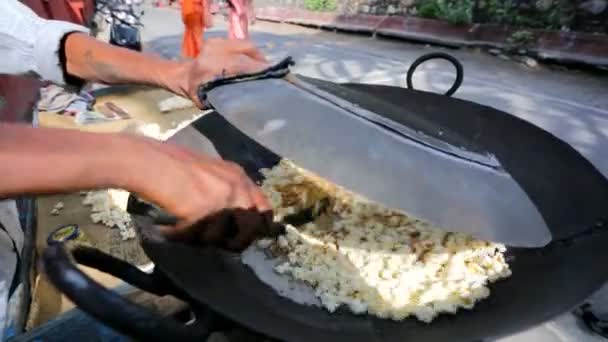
[126,195,179,225]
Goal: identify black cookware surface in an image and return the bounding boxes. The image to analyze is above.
[137,80,608,342]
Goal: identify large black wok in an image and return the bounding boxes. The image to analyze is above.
[43,77,608,342]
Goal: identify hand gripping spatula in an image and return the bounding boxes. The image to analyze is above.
[197,57,551,247]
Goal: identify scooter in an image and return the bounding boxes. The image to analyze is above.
[96,0,144,52]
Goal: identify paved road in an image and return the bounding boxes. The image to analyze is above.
[140,6,608,342]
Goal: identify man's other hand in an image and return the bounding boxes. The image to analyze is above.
[131,137,273,251]
[172,38,268,108]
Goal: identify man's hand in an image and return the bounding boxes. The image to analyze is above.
[0,124,273,251]
[130,138,274,251]
[64,34,267,108]
[171,39,268,108]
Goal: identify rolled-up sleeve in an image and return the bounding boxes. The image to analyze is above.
[0,0,89,85]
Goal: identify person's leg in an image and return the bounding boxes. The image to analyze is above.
[239,0,250,39]
[247,0,256,25]
[204,0,214,29]
[195,5,205,54]
[182,11,204,58]
[227,0,238,39]
[182,0,204,58]
[181,4,193,57]
[182,15,195,58]
[227,0,249,39]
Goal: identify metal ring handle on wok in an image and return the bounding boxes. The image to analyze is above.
[42,243,212,342]
[406,52,464,97]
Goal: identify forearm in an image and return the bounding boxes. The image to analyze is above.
[0,124,139,199]
[63,33,187,95]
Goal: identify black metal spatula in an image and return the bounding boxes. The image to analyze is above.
[126,196,328,237]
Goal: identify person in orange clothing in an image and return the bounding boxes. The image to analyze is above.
[181,0,206,58]
[227,0,250,40]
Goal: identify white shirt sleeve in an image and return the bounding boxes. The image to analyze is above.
[0,0,90,85]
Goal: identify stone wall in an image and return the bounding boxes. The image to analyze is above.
[255,0,414,14]
[571,0,607,32]
[255,0,608,33]
[472,0,608,33]
[337,0,414,15]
